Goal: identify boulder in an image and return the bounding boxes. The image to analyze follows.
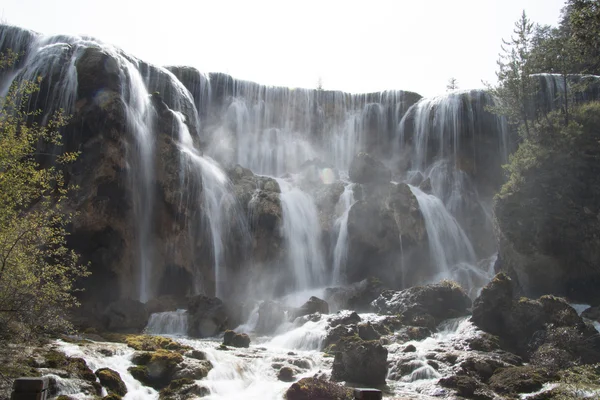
[128,349,185,389]
[292,296,329,319]
[472,273,599,361]
[331,340,388,386]
[102,299,148,332]
[488,366,558,395]
[373,281,471,326]
[349,152,391,184]
[222,330,251,348]
[358,322,380,341]
[325,277,385,312]
[159,378,210,399]
[285,377,353,400]
[277,366,295,382]
[255,300,287,335]
[145,295,186,315]
[95,368,127,397]
[187,295,227,338]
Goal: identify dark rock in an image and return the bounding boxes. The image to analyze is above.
[439,375,481,398]
[325,278,385,312]
[349,152,391,184]
[255,300,287,335]
[293,297,329,319]
[128,349,184,389]
[183,350,207,361]
[145,295,186,315]
[159,378,210,399]
[102,299,149,332]
[187,295,227,338]
[322,324,360,352]
[284,377,353,400]
[328,311,361,327]
[358,322,380,341]
[419,177,432,194]
[353,388,382,400]
[582,305,600,321]
[277,366,295,382]
[331,340,388,386]
[472,273,596,360]
[222,330,251,348]
[373,281,471,326]
[290,359,311,370]
[403,344,417,353]
[95,368,127,397]
[489,366,558,395]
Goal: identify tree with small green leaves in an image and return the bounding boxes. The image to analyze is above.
[0,50,88,340]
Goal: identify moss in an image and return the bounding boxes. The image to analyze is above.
[102,395,122,400]
[285,377,353,400]
[489,365,559,395]
[96,368,127,396]
[102,333,191,352]
[128,365,150,384]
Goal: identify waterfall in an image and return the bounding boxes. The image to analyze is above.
[145,310,188,336]
[173,111,249,298]
[332,183,355,284]
[276,178,326,291]
[409,185,478,286]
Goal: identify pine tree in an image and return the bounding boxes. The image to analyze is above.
[446,77,459,91]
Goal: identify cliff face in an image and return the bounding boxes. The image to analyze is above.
[494,102,600,305]
[0,24,514,316]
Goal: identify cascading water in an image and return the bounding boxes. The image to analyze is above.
[173,111,250,298]
[409,185,483,289]
[276,178,326,291]
[331,183,355,284]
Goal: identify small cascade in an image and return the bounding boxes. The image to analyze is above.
[276,178,326,291]
[145,309,188,336]
[409,185,477,286]
[173,111,250,298]
[332,183,355,284]
[532,73,600,114]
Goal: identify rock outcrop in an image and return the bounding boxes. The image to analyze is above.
[331,340,388,386]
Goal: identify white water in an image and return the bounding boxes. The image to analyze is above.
[174,111,249,297]
[276,178,326,291]
[332,183,355,284]
[409,185,480,288]
[145,309,188,336]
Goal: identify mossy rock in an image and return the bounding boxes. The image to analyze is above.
[96,368,127,396]
[43,350,96,382]
[285,377,353,400]
[103,333,191,352]
[102,395,122,400]
[489,366,558,395]
[159,378,210,399]
[128,349,184,389]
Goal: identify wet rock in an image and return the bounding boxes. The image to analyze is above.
[403,344,417,353]
[102,299,149,332]
[325,278,386,312]
[255,300,287,335]
[292,296,329,319]
[159,378,210,399]
[358,322,380,341]
[472,273,595,359]
[373,281,471,326]
[328,311,361,327]
[394,326,432,342]
[322,324,359,352]
[418,177,432,194]
[171,359,212,380]
[489,366,558,395]
[95,368,127,396]
[331,340,388,386]
[290,359,311,370]
[222,330,251,348]
[346,183,427,286]
[128,349,184,389]
[582,305,600,321]
[183,349,207,360]
[349,152,391,184]
[439,375,482,398]
[187,295,228,338]
[277,366,296,382]
[284,377,353,400]
[145,295,186,315]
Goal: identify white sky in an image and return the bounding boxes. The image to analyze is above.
[2,0,565,97]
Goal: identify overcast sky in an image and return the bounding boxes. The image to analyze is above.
[2,0,566,97]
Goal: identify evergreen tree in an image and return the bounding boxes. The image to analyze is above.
[446,77,459,91]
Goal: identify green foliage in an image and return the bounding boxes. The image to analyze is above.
[567,0,600,74]
[499,102,600,198]
[0,52,88,339]
[487,11,537,137]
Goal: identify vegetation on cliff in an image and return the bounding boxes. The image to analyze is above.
[0,50,87,340]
